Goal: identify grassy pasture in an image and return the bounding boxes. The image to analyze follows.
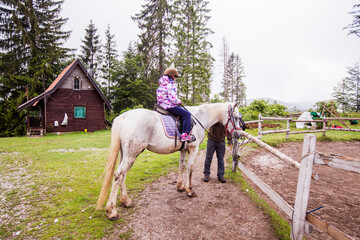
[0,130,180,239]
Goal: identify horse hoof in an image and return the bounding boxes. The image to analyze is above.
[176,182,185,192]
[120,197,134,208]
[186,191,197,198]
[177,186,185,192]
[121,200,134,208]
[109,214,120,221]
[107,211,120,221]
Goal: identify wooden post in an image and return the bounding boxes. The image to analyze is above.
[286,119,290,140]
[232,135,239,172]
[292,134,316,240]
[322,120,326,137]
[258,113,262,138]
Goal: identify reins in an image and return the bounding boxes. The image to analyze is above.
[180,103,238,142]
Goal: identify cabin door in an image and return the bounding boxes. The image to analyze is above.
[73,105,87,131]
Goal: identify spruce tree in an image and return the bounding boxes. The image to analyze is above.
[222,52,246,105]
[345,4,360,37]
[234,54,246,107]
[111,43,156,112]
[0,0,71,136]
[101,24,118,99]
[132,0,173,83]
[172,0,214,105]
[80,19,102,80]
[220,39,230,102]
[332,78,352,113]
[346,62,360,112]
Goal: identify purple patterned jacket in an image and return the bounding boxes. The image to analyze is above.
[156,75,181,109]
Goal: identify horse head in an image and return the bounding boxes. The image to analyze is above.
[224,102,247,135]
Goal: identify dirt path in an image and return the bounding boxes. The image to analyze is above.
[112,147,277,240]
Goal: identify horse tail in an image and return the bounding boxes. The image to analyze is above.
[96,118,121,210]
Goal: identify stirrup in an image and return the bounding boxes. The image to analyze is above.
[188,134,196,143]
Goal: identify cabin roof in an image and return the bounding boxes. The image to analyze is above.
[18,59,112,111]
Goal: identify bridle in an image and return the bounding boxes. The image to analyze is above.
[180,103,246,140]
[224,103,243,135]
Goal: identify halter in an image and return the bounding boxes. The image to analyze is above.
[179,103,245,141]
[224,104,242,135]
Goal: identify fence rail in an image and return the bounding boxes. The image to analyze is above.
[233,131,357,240]
[247,114,360,139]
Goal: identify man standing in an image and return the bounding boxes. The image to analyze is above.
[203,122,232,183]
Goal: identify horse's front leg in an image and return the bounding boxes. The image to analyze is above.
[185,146,199,197]
[176,150,186,191]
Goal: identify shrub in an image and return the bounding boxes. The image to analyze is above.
[240,100,288,121]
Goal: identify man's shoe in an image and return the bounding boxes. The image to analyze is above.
[218,176,226,183]
[203,174,209,182]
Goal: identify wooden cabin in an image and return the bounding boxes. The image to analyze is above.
[18,59,112,135]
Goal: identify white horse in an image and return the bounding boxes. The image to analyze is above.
[97,102,242,220]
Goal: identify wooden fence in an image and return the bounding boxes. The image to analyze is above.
[249,114,360,139]
[232,131,358,240]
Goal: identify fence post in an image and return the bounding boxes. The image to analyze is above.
[322,120,327,137]
[258,113,262,138]
[292,134,316,240]
[286,119,290,140]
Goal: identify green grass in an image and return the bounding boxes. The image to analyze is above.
[0,130,179,239]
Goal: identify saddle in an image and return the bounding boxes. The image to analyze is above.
[154,104,196,148]
[154,104,195,134]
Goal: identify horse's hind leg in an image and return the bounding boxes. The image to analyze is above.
[106,155,135,220]
[176,150,186,191]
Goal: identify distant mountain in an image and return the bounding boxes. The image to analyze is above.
[246,98,316,112]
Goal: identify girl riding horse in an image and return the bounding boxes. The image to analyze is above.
[156,68,193,142]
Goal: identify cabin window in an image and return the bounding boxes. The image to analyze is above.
[74,106,86,118]
[73,77,80,90]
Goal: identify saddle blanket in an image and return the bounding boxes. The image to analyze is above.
[160,114,181,139]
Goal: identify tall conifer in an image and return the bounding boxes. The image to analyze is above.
[332,78,352,113]
[101,24,118,99]
[0,0,70,136]
[132,0,172,83]
[80,20,102,80]
[172,0,214,105]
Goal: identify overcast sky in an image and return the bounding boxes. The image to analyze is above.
[62,0,360,104]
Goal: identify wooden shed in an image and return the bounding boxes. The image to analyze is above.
[18,59,112,135]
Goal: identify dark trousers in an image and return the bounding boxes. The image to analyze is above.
[167,106,191,134]
[203,139,225,177]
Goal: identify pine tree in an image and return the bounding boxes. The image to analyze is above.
[332,78,352,113]
[80,20,102,80]
[172,0,214,105]
[234,54,246,107]
[172,0,191,101]
[345,4,360,37]
[346,61,360,112]
[132,0,172,83]
[224,53,236,102]
[111,43,156,112]
[222,52,246,105]
[0,0,71,136]
[220,38,230,101]
[101,24,118,99]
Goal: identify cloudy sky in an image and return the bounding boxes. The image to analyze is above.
[62,0,360,104]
